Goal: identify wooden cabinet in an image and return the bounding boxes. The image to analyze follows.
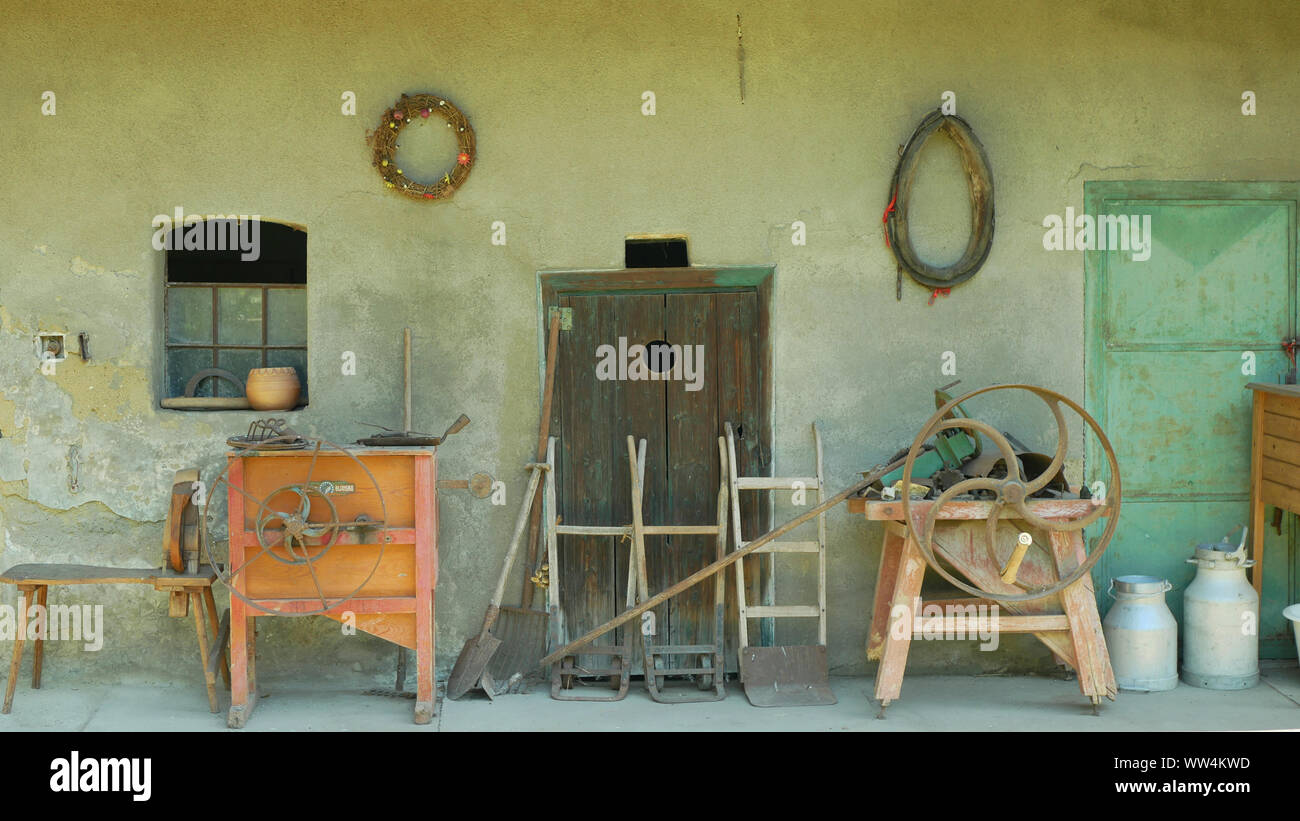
[1246,383,1300,598]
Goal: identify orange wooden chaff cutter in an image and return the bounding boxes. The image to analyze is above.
[209,442,437,728]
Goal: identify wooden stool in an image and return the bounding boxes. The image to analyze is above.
[0,564,231,714]
[848,498,1116,715]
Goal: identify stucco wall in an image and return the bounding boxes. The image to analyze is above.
[2,0,1298,687]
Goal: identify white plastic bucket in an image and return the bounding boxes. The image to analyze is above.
[1284,604,1300,660]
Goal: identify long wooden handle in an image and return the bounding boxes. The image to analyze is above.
[521,312,562,609]
[540,456,905,666]
[403,328,412,433]
[480,464,545,637]
[1000,532,1033,585]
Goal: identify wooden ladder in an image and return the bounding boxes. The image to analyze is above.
[725,422,828,652]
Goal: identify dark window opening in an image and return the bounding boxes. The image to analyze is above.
[163,220,308,406]
[625,237,689,268]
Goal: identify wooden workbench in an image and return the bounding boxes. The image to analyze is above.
[846,496,1116,712]
[0,564,228,714]
[1247,382,1300,597]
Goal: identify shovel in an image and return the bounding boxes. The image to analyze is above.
[447,460,546,699]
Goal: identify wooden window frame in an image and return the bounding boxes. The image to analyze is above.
[163,281,308,401]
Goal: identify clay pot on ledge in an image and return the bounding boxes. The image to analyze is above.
[245,367,301,411]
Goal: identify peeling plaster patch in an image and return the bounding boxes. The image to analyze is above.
[69,256,140,283]
[0,395,17,441]
[69,256,107,276]
[61,359,153,424]
[0,305,32,336]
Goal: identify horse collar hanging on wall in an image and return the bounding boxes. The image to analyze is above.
[883,109,995,296]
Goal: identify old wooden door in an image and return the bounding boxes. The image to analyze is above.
[547,284,771,674]
[1086,181,1300,658]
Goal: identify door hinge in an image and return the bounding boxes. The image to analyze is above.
[549,307,573,331]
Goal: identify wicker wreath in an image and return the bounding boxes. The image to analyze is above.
[367,92,476,201]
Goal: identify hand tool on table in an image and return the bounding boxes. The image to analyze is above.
[356,328,471,447]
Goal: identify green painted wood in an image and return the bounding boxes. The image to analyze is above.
[1085,181,1300,658]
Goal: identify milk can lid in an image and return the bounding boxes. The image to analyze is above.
[1113,575,1169,595]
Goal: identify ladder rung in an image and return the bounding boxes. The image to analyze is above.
[556,525,629,537]
[647,644,718,654]
[647,667,715,676]
[741,605,820,618]
[745,540,821,554]
[642,525,722,536]
[558,647,629,658]
[734,477,820,490]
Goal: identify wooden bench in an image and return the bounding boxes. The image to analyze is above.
[0,564,231,714]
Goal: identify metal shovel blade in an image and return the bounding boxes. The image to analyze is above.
[485,606,550,688]
[739,645,837,707]
[447,632,503,701]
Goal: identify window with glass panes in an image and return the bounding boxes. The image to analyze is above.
[163,220,307,404]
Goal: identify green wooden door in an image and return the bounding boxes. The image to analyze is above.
[1086,180,1300,658]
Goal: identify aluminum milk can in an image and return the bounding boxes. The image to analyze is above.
[1102,575,1178,691]
[1181,528,1259,690]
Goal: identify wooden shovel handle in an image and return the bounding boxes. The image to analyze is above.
[481,463,545,638]
[521,311,562,609]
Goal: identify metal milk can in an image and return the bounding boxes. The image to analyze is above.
[1103,575,1178,692]
[1181,527,1259,690]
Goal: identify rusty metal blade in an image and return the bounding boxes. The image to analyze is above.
[447,632,502,700]
[739,646,836,707]
[485,606,549,688]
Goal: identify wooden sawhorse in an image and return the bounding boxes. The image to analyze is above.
[0,564,231,714]
[847,497,1116,715]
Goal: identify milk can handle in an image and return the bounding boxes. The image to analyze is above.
[1109,580,1173,596]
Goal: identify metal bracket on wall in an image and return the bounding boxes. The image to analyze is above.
[66,444,80,493]
[548,307,572,331]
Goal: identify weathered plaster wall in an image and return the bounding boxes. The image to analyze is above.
[2,0,1298,686]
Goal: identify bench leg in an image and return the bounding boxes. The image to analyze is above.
[3,587,33,714]
[191,591,218,713]
[202,587,230,689]
[32,586,47,689]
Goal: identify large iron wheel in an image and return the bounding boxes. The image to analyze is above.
[900,384,1120,603]
[200,436,390,617]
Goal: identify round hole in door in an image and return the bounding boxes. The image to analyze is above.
[646,339,675,374]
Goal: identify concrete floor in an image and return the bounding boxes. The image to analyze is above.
[3,662,1298,731]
